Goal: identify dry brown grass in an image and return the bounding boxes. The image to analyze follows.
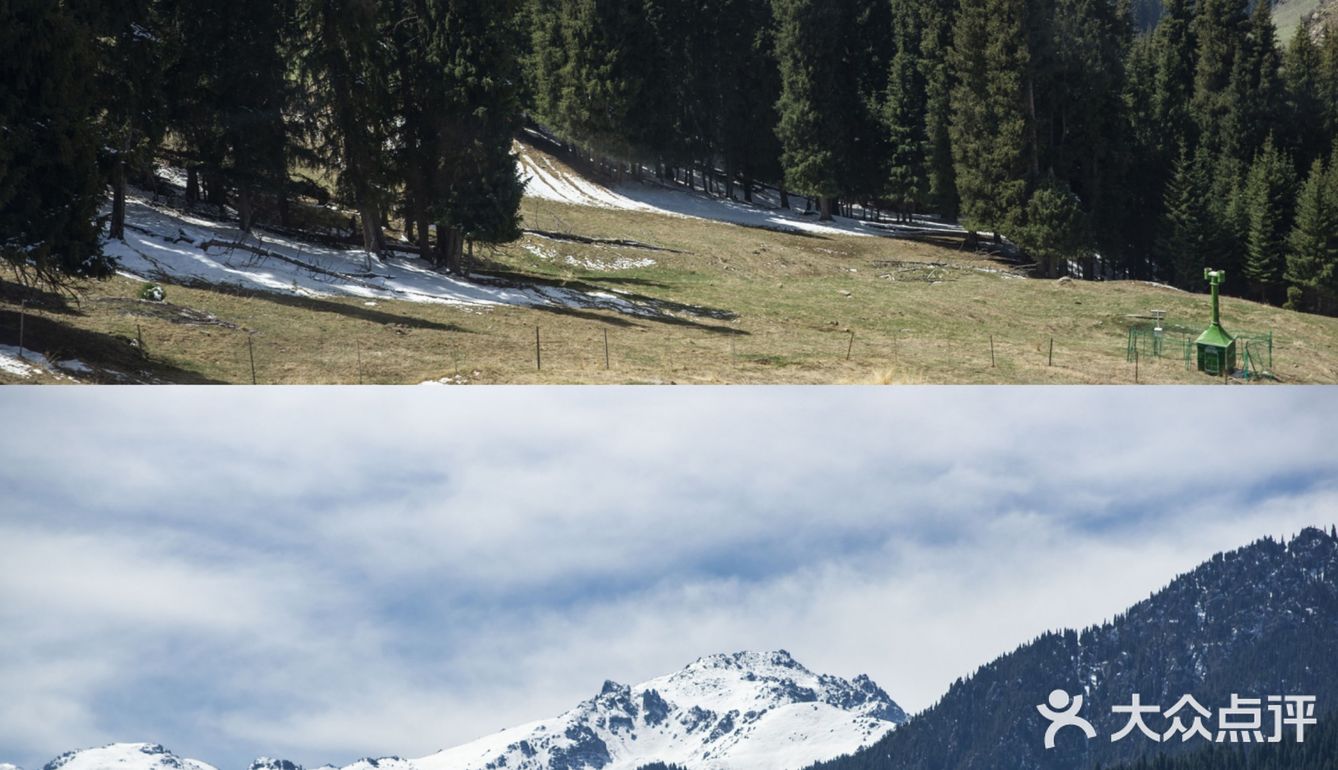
[3,192,1337,385]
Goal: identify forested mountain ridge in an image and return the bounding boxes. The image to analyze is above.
[1100,714,1337,770]
[804,527,1338,770]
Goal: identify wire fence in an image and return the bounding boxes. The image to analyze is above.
[168,321,1278,385]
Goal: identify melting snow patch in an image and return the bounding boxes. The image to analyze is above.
[0,346,42,378]
[522,242,655,271]
[105,195,670,319]
[0,346,76,381]
[57,359,93,375]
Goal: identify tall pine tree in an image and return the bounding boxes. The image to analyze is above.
[772,0,847,220]
[0,0,110,282]
[1285,156,1336,312]
[949,0,1030,238]
[296,0,392,255]
[1242,134,1298,302]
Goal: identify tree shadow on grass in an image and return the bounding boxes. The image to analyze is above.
[192,281,474,333]
[474,269,747,336]
[0,308,226,384]
[0,277,87,316]
[526,302,749,336]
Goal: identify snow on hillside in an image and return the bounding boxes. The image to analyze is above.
[42,744,216,770]
[412,650,905,770]
[0,344,86,382]
[517,143,966,242]
[2,763,25,770]
[103,195,657,317]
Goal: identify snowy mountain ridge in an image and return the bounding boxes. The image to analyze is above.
[34,651,904,770]
[413,649,905,770]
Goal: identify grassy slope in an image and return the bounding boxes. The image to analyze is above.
[3,178,1337,385]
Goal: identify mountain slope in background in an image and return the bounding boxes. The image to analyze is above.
[412,650,904,770]
[1108,713,1337,770]
[43,746,217,770]
[807,527,1338,770]
[32,653,903,770]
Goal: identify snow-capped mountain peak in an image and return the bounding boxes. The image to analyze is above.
[413,650,905,770]
[41,744,217,770]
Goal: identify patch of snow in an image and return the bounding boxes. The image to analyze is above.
[0,345,74,380]
[518,148,659,213]
[154,164,188,190]
[42,744,216,770]
[105,195,659,319]
[57,359,93,375]
[522,242,655,272]
[517,145,969,241]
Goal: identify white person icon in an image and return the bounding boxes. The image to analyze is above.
[1037,689,1098,749]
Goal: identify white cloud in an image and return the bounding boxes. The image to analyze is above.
[0,387,1334,770]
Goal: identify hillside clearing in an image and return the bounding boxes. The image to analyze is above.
[3,148,1336,385]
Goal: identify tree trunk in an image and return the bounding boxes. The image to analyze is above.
[819,196,834,221]
[186,167,200,205]
[238,187,254,233]
[359,201,383,255]
[415,199,431,260]
[445,226,464,274]
[742,172,753,203]
[110,159,127,241]
[205,170,226,207]
[780,188,790,209]
[1026,76,1040,178]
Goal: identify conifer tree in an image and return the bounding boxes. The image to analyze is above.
[1048,0,1131,270]
[1014,178,1091,278]
[949,0,1030,238]
[772,0,846,220]
[919,0,959,218]
[1191,0,1249,158]
[548,0,651,160]
[883,0,929,221]
[1285,156,1336,312]
[1243,135,1298,302]
[1227,0,1283,162]
[218,0,293,232]
[72,0,171,241]
[158,0,228,207]
[421,0,527,272]
[0,0,110,281]
[714,0,782,202]
[1282,27,1327,172]
[296,0,392,255]
[1151,0,1197,161]
[1319,29,1338,145]
[1158,146,1218,288]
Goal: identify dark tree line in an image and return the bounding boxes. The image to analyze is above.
[1,0,527,284]
[1098,716,1337,770]
[522,0,1338,311]
[4,0,1338,314]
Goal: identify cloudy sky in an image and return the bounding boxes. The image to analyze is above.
[2,388,1335,770]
